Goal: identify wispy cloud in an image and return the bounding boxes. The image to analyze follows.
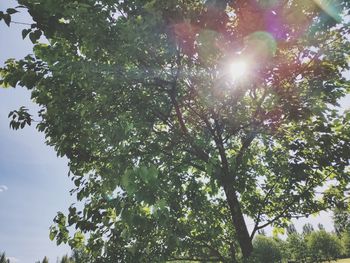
[7,257,19,263]
[0,185,8,192]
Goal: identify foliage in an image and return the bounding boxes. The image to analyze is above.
[307,230,342,263]
[69,249,91,263]
[257,229,266,236]
[8,106,32,130]
[0,253,10,263]
[341,230,350,258]
[60,255,72,263]
[318,223,325,231]
[286,223,297,235]
[286,232,308,263]
[333,205,350,236]
[302,223,315,236]
[333,204,350,257]
[1,0,350,261]
[251,235,282,263]
[272,237,289,262]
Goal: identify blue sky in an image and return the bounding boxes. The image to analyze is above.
[0,1,74,262]
[0,1,350,263]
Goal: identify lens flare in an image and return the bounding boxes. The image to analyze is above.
[197,29,221,63]
[244,31,277,63]
[313,0,342,22]
[229,60,249,81]
[255,0,279,9]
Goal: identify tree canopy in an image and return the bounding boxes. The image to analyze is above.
[333,202,350,235]
[1,0,350,261]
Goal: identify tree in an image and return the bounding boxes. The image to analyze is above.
[1,0,350,261]
[0,253,10,263]
[272,236,288,262]
[317,223,325,231]
[286,223,297,235]
[302,223,314,236]
[333,204,350,257]
[42,256,49,263]
[60,255,72,263]
[69,249,90,263]
[251,235,282,263]
[307,230,342,262]
[333,204,350,236]
[341,230,350,257]
[286,232,308,263]
[257,229,266,236]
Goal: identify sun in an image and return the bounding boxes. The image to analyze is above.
[228,60,249,81]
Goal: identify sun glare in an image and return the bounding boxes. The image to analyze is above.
[228,60,248,81]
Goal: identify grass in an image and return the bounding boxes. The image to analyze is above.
[331,259,350,263]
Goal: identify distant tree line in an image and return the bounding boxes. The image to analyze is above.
[0,250,89,263]
[1,225,349,263]
[1,224,349,263]
[2,206,350,262]
[252,223,343,263]
[0,253,10,263]
[251,206,350,263]
[35,250,90,263]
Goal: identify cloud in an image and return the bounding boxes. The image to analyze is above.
[0,185,8,192]
[7,257,19,263]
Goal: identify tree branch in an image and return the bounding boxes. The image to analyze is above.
[251,182,278,238]
[235,132,256,173]
[254,170,334,231]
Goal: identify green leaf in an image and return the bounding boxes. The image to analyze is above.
[3,14,11,26]
[6,8,18,15]
[29,30,42,44]
[3,1,350,261]
[22,29,31,39]
[49,226,58,241]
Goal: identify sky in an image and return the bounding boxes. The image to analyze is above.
[0,1,350,263]
[0,1,74,262]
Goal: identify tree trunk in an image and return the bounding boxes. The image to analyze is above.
[213,132,253,258]
[222,183,253,259]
